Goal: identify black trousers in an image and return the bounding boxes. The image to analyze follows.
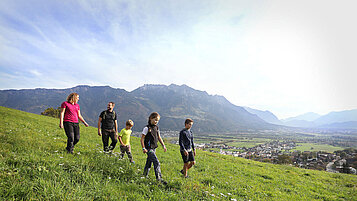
[102,129,117,151]
[63,121,80,153]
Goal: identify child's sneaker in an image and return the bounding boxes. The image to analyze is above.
[180,169,184,175]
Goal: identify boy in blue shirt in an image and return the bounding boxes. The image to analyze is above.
[179,118,195,178]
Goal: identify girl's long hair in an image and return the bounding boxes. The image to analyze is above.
[67,93,79,104]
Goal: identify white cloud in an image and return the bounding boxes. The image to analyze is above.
[29,69,42,77]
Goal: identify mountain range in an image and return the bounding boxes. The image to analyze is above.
[243,107,282,125]
[1,84,356,131]
[247,108,357,129]
[282,112,321,122]
[0,84,275,132]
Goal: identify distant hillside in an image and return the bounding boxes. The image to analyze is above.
[283,110,357,129]
[243,107,283,125]
[1,106,356,200]
[283,112,321,122]
[317,121,357,129]
[0,84,276,132]
[283,120,316,128]
[314,109,357,125]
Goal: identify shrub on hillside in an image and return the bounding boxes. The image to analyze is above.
[41,107,61,118]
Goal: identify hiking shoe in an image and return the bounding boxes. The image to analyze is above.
[184,175,189,179]
[143,168,150,177]
[180,169,184,175]
[158,179,168,185]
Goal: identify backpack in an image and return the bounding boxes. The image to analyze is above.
[103,110,116,120]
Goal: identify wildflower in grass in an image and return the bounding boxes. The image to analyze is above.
[220,193,227,197]
[59,164,64,166]
[108,177,111,179]
[227,193,232,196]
[211,186,215,189]
[60,156,63,158]
[231,199,237,201]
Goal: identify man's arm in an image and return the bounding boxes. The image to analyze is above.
[114,120,118,136]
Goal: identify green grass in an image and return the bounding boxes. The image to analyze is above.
[194,136,272,148]
[226,138,271,148]
[293,143,345,153]
[1,106,356,200]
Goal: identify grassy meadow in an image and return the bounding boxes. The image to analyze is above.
[292,143,345,153]
[0,106,356,200]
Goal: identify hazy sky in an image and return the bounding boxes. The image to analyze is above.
[1,0,356,119]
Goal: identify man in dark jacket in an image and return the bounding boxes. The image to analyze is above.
[98,102,118,152]
[179,118,195,178]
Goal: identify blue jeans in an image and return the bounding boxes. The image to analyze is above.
[143,149,162,180]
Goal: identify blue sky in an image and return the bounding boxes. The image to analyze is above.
[1,0,357,119]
